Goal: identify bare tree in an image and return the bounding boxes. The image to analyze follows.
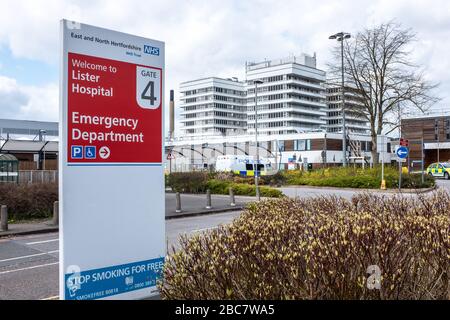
[328,21,440,164]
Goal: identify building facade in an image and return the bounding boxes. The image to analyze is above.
[402,114,450,169]
[179,77,247,138]
[0,119,58,170]
[326,83,370,135]
[245,54,327,135]
[165,131,379,172]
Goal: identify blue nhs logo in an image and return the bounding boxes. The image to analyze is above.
[143,45,159,56]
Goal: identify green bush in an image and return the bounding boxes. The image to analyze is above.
[0,183,58,220]
[206,179,283,198]
[166,172,209,193]
[160,191,449,300]
[282,166,434,189]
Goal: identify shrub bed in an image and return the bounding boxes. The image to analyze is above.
[206,179,283,198]
[160,191,449,299]
[0,183,58,220]
[166,172,210,193]
[166,172,283,197]
[282,166,434,189]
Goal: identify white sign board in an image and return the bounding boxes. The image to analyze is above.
[376,135,388,153]
[59,20,165,300]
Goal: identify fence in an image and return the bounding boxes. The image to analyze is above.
[18,170,58,184]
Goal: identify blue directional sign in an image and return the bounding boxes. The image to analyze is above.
[396,146,409,159]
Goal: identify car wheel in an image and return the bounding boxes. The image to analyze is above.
[445,172,449,180]
[428,172,433,176]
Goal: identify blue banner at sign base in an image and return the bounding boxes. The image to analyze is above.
[64,257,164,300]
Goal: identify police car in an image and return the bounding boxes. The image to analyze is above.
[426,162,450,179]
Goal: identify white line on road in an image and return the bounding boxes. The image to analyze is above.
[0,250,59,263]
[41,295,59,300]
[190,226,219,233]
[0,262,58,275]
[26,239,59,245]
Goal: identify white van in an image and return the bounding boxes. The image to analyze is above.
[215,155,274,176]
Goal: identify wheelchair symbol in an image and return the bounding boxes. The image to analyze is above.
[85,146,96,159]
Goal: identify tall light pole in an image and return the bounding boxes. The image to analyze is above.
[39,129,47,170]
[329,31,351,167]
[253,79,264,201]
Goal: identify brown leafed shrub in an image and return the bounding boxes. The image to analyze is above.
[159,191,450,300]
[0,183,58,220]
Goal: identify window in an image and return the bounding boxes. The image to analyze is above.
[294,139,311,151]
[446,118,450,140]
[246,164,253,170]
[435,119,439,140]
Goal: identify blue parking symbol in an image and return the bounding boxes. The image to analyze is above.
[85,146,96,159]
[71,146,83,159]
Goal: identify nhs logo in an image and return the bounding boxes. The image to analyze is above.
[143,45,159,56]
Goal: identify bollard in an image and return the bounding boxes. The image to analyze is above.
[52,201,59,226]
[175,192,182,213]
[229,187,236,207]
[206,189,212,209]
[1,205,8,232]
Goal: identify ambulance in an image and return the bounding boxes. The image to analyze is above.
[426,162,450,179]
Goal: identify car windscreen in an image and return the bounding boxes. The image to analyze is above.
[442,163,450,168]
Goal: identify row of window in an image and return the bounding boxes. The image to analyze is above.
[184,86,245,96]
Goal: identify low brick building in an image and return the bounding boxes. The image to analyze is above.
[402,114,450,169]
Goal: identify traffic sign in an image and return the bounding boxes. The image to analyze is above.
[396,146,409,159]
[400,138,409,147]
[167,153,174,160]
[377,135,388,153]
[60,20,165,300]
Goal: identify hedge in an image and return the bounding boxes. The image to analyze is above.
[166,172,283,198]
[160,191,449,299]
[282,166,435,189]
[206,179,283,198]
[0,183,58,221]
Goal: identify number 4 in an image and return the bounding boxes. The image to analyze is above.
[141,80,157,105]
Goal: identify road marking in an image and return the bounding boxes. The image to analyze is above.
[0,250,59,263]
[26,239,59,245]
[0,262,58,275]
[190,226,219,233]
[41,295,59,300]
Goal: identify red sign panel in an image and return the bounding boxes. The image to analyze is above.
[400,138,409,147]
[67,53,162,164]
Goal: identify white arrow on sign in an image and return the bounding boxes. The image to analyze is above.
[99,146,110,159]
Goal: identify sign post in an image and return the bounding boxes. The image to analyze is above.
[396,146,409,191]
[59,20,165,300]
[377,135,387,190]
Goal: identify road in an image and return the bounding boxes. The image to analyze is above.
[2,179,449,300]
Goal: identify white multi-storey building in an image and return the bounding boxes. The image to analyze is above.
[326,82,370,135]
[245,54,327,135]
[179,77,246,138]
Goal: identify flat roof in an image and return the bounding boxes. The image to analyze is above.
[0,119,58,137]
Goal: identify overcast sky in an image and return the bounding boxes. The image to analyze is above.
[0,0,449,132]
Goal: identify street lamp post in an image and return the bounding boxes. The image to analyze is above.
[39,129,47,171]
[253,79,264,201]
[329,31,351,167]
